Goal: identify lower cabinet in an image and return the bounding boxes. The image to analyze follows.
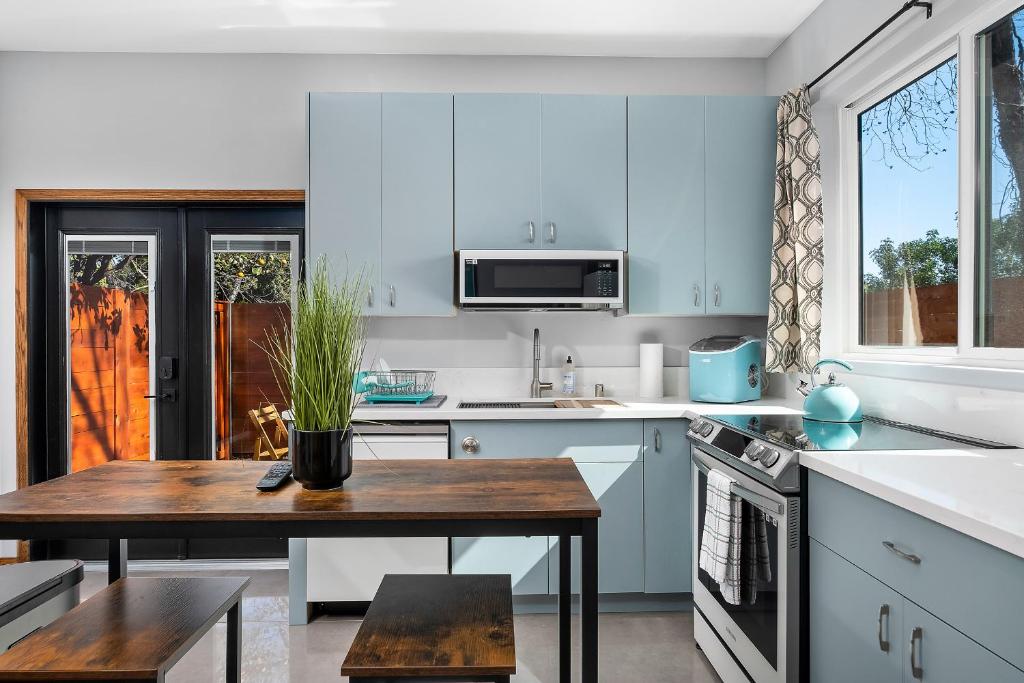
[451,535,550,595]
[810,538,1024,683]
[642,419,692,593]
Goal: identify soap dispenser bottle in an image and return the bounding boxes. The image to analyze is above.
[561,355,576,396]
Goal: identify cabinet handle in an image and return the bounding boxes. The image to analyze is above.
[548,222,557,243]
[909,626,923,679]
[389,284,396,308]
[877,604,890,652]
[654,428,662,453]
[528,221,536,243]
[714,283,721,307]
[461,436,480,454]
[368,286,374,307]
[693,283,701,307]
[882,541,921,564]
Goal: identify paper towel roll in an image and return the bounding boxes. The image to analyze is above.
[639,343,664,399]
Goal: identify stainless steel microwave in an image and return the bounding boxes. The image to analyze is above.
[458,250,624,311]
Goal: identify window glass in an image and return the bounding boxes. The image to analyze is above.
[859,58,959,346]
[977,7,1024,348]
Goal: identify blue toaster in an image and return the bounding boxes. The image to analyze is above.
[689,336,764,403]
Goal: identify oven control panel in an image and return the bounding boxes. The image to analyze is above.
[685,413,800,491]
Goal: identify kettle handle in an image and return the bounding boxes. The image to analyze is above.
[811,359,853,388]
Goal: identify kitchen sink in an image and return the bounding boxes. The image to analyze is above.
[456,401,558,409]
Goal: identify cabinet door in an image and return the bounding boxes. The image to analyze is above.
[902,602,1024,683]
[627,96,706,314]
[307,92,381,314]
[642,419,692,593]
[540,95,627,250]
[454,94,542,249]
[704,96,778,316]
[452,535,549,595]
[381,93,454,316]
[809,539,903,683]
[549,461,644,594]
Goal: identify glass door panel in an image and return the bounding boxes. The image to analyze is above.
[64,236,155,473]
[210,236,298,460]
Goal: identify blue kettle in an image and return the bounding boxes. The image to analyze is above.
[798,359,863,423]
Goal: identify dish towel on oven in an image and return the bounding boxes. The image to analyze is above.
[698,468,743,605]
[743,508,773,604]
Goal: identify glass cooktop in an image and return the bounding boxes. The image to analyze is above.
[709,414,1010,452]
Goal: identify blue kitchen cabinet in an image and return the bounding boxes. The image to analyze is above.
[540,95,627,250]
[704,96,778,316]
[454,94,542,250]
[548,461,644,594]
[381,93,454,316]
[627,96,706,314]
[642,419,692,593]
[307,92,382,314]
[451,536,550,596]
[809,539,904,683]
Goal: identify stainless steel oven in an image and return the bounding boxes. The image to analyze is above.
[691,446,801,683]
[458,249,624,310]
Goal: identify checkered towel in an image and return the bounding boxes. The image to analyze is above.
[743,507,773,604]
[699,468,742,605]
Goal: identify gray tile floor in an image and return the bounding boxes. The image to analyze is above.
[81,568,721,683]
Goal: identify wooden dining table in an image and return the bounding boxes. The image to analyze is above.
[0,457,601,683]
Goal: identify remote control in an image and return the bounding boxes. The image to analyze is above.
[256,462,293,491]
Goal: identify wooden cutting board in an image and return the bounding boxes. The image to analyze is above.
[553,399,623,408]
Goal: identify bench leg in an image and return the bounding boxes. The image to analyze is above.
[581,518,598,683]
[108,538,127,584]
[558,534,571,683]
[227,600,241,683]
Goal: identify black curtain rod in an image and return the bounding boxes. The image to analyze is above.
[807,1,933,91]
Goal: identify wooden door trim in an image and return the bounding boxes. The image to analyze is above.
[13,189,304,561]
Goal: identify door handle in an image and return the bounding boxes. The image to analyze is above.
[693,283,701,308]
[547,222,557,243]
[882,540,921,564]
[877,604,890,652]
[528,221,536,243]
[461,436,480,454]
[909,626,923,679]
[714,283,721,307]
[653,428,662,452]
[144,390,177,402]
[389,284,396,308]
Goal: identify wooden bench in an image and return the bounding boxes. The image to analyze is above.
[341,574,516,683]
[0,576,249,682]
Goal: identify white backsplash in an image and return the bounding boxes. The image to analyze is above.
[424,366,691,399]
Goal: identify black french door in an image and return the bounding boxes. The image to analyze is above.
[27,202,303,560]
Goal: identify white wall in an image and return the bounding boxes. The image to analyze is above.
[766,0,1024,447]
[0,52,768,521]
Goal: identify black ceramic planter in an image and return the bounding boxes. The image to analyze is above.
[290,426,353,490]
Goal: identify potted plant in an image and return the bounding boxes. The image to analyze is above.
[264,257,366,490]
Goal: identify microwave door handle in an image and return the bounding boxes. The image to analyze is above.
[692,457,784,516]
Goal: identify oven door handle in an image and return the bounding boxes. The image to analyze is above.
[693,457,784,516]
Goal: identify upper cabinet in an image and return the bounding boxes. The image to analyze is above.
[704,96,778,316]
[307,92,454,317]
[627,95,778,316]
[454,94,627,251]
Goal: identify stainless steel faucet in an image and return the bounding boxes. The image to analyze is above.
[530,328,553,398]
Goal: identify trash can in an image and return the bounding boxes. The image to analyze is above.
[0,559,84,650]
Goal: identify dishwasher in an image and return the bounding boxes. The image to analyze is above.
[306,423,450,604]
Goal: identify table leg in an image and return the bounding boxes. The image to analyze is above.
[581,519,598,683]
[107,538,127,584]
[558,534,571,683]
[227,600,241,683]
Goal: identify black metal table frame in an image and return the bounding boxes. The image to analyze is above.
[5,517,599,683]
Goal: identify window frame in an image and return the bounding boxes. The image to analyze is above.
[838,0,1024,369]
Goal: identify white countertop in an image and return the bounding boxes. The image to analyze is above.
[352,395,804,422]
[801,448,1024,560]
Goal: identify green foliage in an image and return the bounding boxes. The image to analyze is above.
[261,257,366,432]
[70,255,149,291]
[988,212,1024,278]
[863,229,958,291]
[214,252,291,304]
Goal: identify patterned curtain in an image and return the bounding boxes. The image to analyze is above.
[766,86,824,374]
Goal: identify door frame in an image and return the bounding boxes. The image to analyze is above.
[13,189,303,561]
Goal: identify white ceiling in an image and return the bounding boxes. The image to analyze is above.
[0,0,823,58]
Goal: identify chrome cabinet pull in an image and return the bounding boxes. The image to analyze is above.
[714,283,721,307]
[461,436,480,454]
[877,604,890,652]
[389,284,396,307]
[548,222,557,243]
[910,626,923,679]
[654,428,662,452]
[528,221,536,243]
[368,285,374,307]
[882,541,922,564]
[693,283,701,307]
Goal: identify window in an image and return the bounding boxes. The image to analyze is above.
[977,7,1024,349]
[858,58,959,347]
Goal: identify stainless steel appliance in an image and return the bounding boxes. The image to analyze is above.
[458,249,624,311]
[685,411,1010,683]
